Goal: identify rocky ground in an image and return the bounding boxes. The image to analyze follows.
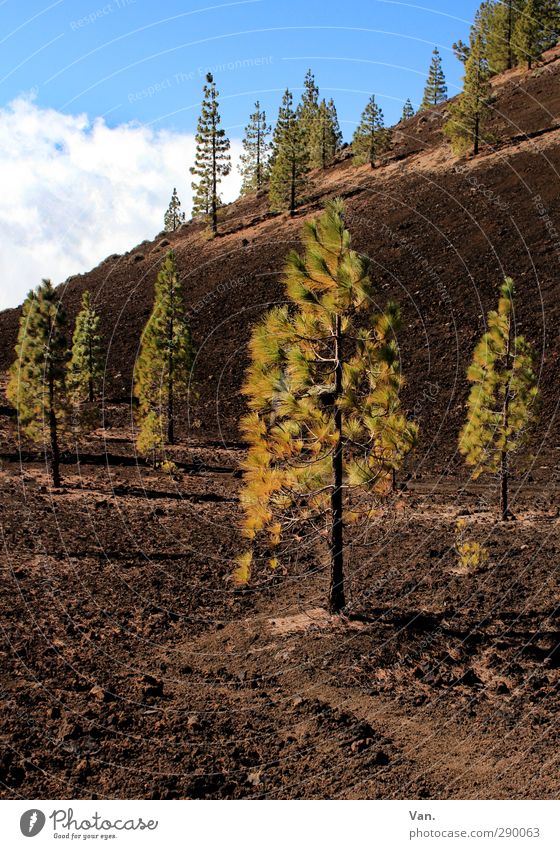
[0,413,558,800]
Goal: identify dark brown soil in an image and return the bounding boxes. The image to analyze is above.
[1,51,559,800]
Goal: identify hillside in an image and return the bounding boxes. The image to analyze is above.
[1,48,560,467]
[1,50,560,803]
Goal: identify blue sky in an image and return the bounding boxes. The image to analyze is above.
[2,0,479,134]
[0,0,481,308]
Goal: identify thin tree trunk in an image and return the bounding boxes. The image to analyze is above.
[88,336,94,403]
[256,125,261,190]
[507,0,513,70]
[501,311,514,521]
[474,111,480,156]
[501,450,509,520]
[212,114,218,235]
[167,291,174,445]
[329,312,345,614]
[48,372,61,487]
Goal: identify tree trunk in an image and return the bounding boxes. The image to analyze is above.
[167,297,174,445]
[88,337,94,403]
[48,372,61,488]
[328,313,345,614]
[501,450,509,521]
[212,121,218,235]
[474,111,480,156]
[507,0,513,70]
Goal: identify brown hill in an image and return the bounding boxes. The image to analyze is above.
[2,49,560,469]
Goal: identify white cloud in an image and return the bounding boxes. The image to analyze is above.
[0,95,242,310]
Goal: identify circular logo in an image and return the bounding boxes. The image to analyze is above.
[20,810,46,837]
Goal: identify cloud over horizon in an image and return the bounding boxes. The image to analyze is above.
[0,96,242,310]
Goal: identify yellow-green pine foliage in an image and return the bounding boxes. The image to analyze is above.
[190,73,231,235]
[237,199,418,590]
[164,187,186,232]
[459,277,539,478]
[134,250,194,454]
[238,101,272,195]
[444,27,492,156]
[269,89,309,213]
[69,290,103,403]
[420,47,448,109]
[7,279,69,486]
[352,95,391,166]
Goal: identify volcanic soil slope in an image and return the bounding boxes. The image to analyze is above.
[0,52,559,799]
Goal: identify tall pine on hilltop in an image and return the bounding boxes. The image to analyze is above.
[164,188,186,232]
[7,280,69,487]
[236,200,417,612]
[459,278,539,520]
[352,95,391,167]
[269,89,308,214]
[190,73,231,235]
[297,68,320,154]
[69,290,103,403]
[239,101,272,195]
[134,251,194,454]
[421,47,448,108]
[444,27,492,156]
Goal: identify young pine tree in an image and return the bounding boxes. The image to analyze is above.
[134,251,194,453]
[269,89,309,214]
[69,290,103,403]
[237,200,418,612]
[421,47,448,108]
[238,101,272,195]
[190,73,231,235]
[7,280,69,487]
[352,95,391,167]
[400,98,415,121]
[164,187,186,232]
[444,30,492,156]
[309,99,339,169]
[459,278,539,520]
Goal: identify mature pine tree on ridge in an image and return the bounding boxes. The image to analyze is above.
[190,73,231,236]
[352,95,391,167]
[269,88,309,214]
[239,101,272,195]
[421,47,448,109]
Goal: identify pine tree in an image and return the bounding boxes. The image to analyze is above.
[487,0,526,73]
[309,99,339,169]
[190,73,231,235]
[459,278,539,520]
[400,98,415,121]
[7,280,69,487]
[512,0,559,68]
[269,89,309,213]
[236,200,417,612]
[444,29,492,155]
[327,98,343,149]
[421,47,448,108]
[69,291,103,403]
[297,68,320,147]
[452,39,471,64]
[352,95,391,167]
[238,101,272,195]
[164,187,186,232]
[134,250,194,452]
